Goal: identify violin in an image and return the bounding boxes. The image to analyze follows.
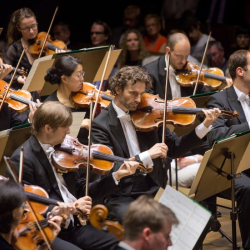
[0,80,38,112]
[52,135,152,174]
[1,65,28,77]
[28,32,67,56]
[131,93,239,132]
[175,61,228,90]
[89,205,124,241]
[72,82,114,109]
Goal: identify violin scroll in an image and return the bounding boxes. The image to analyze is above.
[89,205,124,241]
[220,110,239,119]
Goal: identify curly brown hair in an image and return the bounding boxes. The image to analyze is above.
[117,29,149,69]
[109,66,152,95]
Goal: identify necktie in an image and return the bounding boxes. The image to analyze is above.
[238,94,250,105]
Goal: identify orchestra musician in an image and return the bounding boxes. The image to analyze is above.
[113,195,178,250]
[0,178,64,250]
[206,50,250,250]
[91,65,220,223]
[9,101,140,250]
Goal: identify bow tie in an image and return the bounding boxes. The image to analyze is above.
[118,113,131,122]
[45,146,55,159]
[238,94,250,105]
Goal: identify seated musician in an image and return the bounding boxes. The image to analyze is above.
[9,101,139,250]
[205,50,250,250]
[91,65,220,223]
[113,195,178,250]
[0,178,62,250]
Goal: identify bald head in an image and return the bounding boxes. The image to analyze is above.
[167,33,190,51]
[167,33,191,69]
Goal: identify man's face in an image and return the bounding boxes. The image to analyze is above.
[236,34,250,49]
[50,126,71,146]
[207,45,224,67]
[145,18,160,36]
[124,14,139,29]
[53,25,70,43]
[147,221,173,250]
[115,81,145,112]
[90,24,108,46]
[188,28,200,44]
[169,40,190,70]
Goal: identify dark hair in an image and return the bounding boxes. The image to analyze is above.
[0,179,26,234]
[53,22,70,33]
[235,26,250,37]
[44,55,82,85]
[6,8,36,44]
[92,20,112,39]
[123,195,178,241]
[208,40,224,51]
[109,66,152,95]
[180,11,200,33]
[228,50,249,80]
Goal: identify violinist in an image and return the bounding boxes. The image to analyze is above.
[205,50,250,250]
[10,101,140,250]
[43,55,91,144]
[4,8,38,90]
[91,65,220,223]
[0,178,63,250]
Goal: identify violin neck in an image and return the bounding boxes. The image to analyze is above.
[92,150,128,163]
[204,72,227,82]
[101,93,114,102]
[25,191,58,206]
[9,93,38,107]
[46,42,62,51]
[170,106,204,114]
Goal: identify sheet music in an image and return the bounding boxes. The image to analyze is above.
[69,112,86,138]
[158,185,211,250]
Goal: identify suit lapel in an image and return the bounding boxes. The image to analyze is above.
[226,86,247,123]
[29,135,62,199]
[108,105,130,157]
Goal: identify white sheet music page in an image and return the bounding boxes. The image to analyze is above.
[158,185,211,250]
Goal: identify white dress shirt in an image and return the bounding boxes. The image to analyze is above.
[40,142,77,226]
[233,85,250,127]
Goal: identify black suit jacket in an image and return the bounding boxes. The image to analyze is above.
[206,85,249,147]
[10,135,120,205]
[92,104,205,196]
[144,55,206,99]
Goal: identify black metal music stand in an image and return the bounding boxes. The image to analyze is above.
[189,130,250,250]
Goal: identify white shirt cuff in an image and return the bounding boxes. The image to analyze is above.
[195,123,213,139]
[112,172,120,185]
[248,121,250,129]
[139,151,154,168]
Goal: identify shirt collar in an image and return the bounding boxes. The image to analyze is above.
[118,241,136,250]
[233,85,249,102]
[39,142,54,153]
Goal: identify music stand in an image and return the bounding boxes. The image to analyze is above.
[189,130,250,250]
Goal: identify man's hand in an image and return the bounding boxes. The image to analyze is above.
[81,118,90,130]
[202,108,221,128]
[0,63,13,80]
[17,75,26,84]
[28,99,42,123]
[113,160,139,181]
[147,143,168,159]
[50,202,75,217]
[48,215,63,237]
[74,196,92,217]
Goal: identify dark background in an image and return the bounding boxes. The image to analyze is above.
[0,0,249,55]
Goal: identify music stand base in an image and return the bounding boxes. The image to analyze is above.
[219,229,240,249]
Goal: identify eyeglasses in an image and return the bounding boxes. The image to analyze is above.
[76,71,85,79]
[19,23,38,32]
[21,203,28,209]
[90,31,104,35]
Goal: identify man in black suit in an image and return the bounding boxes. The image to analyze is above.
[92,66,220,223]
[10,101,139,250]
[113,195,178,250]
[144,32,207,100]
[206,50,250,250]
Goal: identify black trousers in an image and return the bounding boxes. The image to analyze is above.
[53,237,81,250]
[58,224,118,250]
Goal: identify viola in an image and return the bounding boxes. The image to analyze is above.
[175,61,228,90]
[0,80,38,112]
[28,32,67,56]
[131,93,239,132]
[89,204,124,241]
[52,135,152,174]
[72,82,114,109]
